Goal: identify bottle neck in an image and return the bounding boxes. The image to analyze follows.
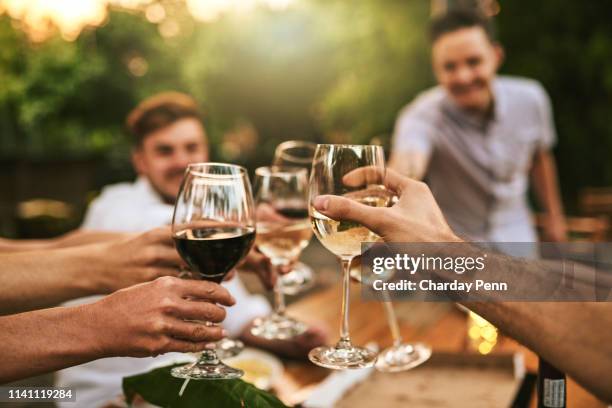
[537,358,566,408]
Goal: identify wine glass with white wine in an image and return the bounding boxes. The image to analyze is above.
[350,259,432,372]
[308,144,389,369]
[250,166,311,339]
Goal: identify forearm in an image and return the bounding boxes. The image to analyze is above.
[531,151,565,219]
[0,305,104,383]
[465,301,612,403]
[425,244,612,400]
[0,230,126,253]
[0,246,106,314]
[52,230,127,248]
[0,238,52,253]
[389,151,428,180]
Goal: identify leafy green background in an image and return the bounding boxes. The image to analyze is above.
[1,0,611,214]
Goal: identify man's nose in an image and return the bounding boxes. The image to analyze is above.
[172,151,193,169]
[453,65,474,85]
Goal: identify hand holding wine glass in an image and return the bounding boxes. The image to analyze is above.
[170,163,256,380]
[92,276,235,357]
[308,144,389,369]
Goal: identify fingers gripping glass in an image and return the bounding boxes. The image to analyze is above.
[250,166,311,339]
[272,140,318,295]
[308,144,389,369]
[171,163,256,380]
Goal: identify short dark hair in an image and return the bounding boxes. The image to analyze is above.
[126,92,203,146]
[429,9,496,44]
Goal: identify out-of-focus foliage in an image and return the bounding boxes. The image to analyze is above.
[496,0,612,206]
[0,10,186,159]
[310,0,432,145]
[0,0,611,208]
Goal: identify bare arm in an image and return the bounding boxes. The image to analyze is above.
[0,277,234,383]
[531,149,567,241]
[466,301,611,401]
[0,246,101,314]
[312,169,612,403]
[0,230,126,253]
[0,227,183,314]
[388,150,429,180]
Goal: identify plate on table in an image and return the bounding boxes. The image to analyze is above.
[224,347,284,391]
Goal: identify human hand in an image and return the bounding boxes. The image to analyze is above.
[313,169,460,243]
[96,226,186,292]
[90,276,236,358]
[236,249,292,290]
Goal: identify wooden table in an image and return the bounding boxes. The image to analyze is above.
[274,281,606,407]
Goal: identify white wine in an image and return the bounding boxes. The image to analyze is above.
[311,209,381,258]
[256,220,312,262]
[310,187,390,259]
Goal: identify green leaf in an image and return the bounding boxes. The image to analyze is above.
[122,364,288,408]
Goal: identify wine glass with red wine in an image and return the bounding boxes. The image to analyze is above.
[170,163,256,380]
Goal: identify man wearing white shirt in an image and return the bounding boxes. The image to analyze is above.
[57,92,325,407]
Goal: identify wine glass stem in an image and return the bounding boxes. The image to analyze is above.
[198,348,220,366]
[338,257,353,347]
[272,261,287,316]
[382,290,403,346]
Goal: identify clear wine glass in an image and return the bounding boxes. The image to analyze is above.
[171,163,256,380]
[350,247,432,373]
[308,144,388,369]
[272,140,318,295]
[250,166,311,339]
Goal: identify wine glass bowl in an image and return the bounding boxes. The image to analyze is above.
[170,163,256,380]
[273,140,317,170]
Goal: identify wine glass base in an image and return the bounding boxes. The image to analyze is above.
[170,361,244,380]
[215,338,244,360]
[250,313,308,340]
[308,345,377,369]
[375,342,432,373]
[280,262,315,295]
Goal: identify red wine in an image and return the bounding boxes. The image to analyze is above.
[537,359,566,408]
[276,207,308,219]
[174,226,255,283]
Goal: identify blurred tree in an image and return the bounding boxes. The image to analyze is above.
[312,0,433,146]
[0,0,611,212]
[497,0,612,209]
[182,6,336,169]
